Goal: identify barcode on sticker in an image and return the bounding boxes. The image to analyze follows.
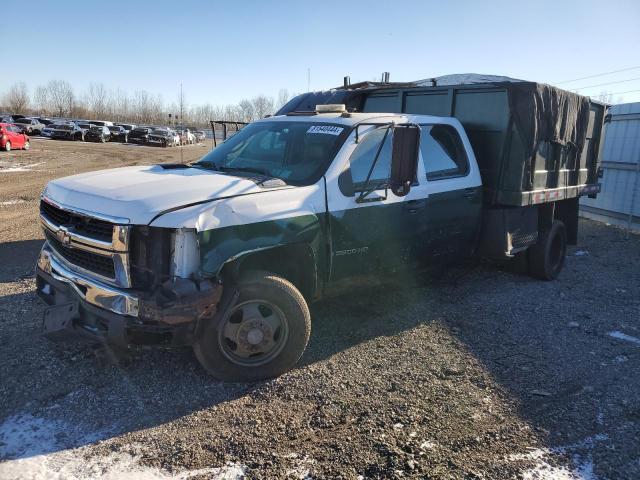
[307,126,343,135]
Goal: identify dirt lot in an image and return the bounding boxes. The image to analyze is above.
[0,139,639,479]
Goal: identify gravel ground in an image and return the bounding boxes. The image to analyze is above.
[0,139,639,479]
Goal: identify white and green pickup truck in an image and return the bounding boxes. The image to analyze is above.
[36,80,605,380]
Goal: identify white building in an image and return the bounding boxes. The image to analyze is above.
[580,102,640,233]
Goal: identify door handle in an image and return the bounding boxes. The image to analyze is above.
[463,187,477,199]
[403,199,426,213]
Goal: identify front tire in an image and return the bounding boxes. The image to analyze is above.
[528,220,567,280]
[193,271,311,382]
[3,141,11,152]
[23,141,30,151]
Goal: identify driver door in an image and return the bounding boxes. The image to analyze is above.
[326,127,429,280]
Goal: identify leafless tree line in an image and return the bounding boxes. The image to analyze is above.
[1,81,295,126]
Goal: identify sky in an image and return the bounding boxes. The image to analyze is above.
[3,0,640,107]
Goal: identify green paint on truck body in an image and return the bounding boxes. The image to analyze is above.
[198,213,326,279]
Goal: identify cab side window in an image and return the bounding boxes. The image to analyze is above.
[420,125,469,180]
[348,127,392,189]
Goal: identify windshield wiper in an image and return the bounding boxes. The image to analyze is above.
[191,160,218,170]
[219,165,272,177]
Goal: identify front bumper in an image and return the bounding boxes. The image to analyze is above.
[36,243,221,347]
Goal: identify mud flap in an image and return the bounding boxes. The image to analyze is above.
[43,302,80,341]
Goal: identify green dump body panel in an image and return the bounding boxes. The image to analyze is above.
[359,83,606,207]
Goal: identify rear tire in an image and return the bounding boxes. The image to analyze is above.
[23,141,30,151]
[528,220,567,280]
[193,271,311,382]
[3,141,11,152]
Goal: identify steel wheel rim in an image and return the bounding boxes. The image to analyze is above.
[217,299,289,367]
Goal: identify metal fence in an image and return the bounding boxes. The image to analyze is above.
[580,102,640,234]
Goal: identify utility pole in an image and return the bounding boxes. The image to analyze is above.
[180,83,184,164]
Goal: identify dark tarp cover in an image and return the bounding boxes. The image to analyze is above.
[415,74,591,169]
[508,82,591,175]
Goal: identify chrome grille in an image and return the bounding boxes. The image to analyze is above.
[41,201,113,242]
[45,230,116,279]
[39,198,131,287]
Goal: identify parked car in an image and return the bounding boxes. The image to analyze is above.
[85,126,112,143]
[13,117,45,135]
[107,125,129,142]
[115,123,136,132]
[0,123,30,151]
[176,128,195,145]
[147,128,177,147]
[88,120,114,127]
[38,118,56,126]
[129,127,153,145]
[41,123,68,138]
[194,130,206,143]
[50,123,87,141]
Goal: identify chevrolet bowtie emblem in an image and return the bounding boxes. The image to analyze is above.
[56,228,71,246]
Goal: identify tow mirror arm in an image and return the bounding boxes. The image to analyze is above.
[354,123,420,202]
[356,125,392,204]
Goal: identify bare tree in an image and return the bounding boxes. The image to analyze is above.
[237,99,255,122]
[4,82,29,113]
[34,86,50,114]
[252,95,274,119]
[112,88,130,121]
[47,80,75,117]
[86,82,108,118]
[276,88,290,109]
[595,90,613,104]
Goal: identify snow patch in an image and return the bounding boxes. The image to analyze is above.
[509,434,608,480]
[0,412,246,480]
[0,451,247,480]
[608,330,640,346]
[517,451,596,480]
[0,162,44,173]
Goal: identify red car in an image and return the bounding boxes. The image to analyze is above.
[0,123,30,151]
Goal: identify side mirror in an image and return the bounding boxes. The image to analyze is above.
[390,124,420,197]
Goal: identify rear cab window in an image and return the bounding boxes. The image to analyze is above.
[419,124,469,180]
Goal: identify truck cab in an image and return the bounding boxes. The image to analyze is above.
[36,102,595,381]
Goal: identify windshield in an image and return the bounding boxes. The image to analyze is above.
[15,119,30,124]
[56,125,73,130]
[108,126,120,131]
[194,121,348,184]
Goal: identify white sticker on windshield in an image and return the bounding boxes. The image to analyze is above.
[307,125,344,136]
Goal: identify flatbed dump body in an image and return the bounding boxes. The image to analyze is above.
[278,78,607,207]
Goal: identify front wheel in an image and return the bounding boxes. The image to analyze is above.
[3,141,11,152]
[193,271,311,382]
[23,141,30,151]
[528,220,567,280]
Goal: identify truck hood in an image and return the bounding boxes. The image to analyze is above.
[44,165,279,225]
